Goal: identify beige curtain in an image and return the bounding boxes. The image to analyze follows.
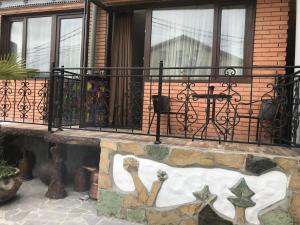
[150,7,214,77]
[109,13,133,127]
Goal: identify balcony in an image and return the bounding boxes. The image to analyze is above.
[1,65,300,147]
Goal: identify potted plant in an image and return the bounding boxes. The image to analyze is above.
[0,55,36,203]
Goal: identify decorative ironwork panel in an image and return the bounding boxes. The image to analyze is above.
[84,76,110,127]
[37,80,49,121]
[176,80,198,137]
[62,78,80,126]
[0,81,13,118]
[216,68,241,141]
[17,81,32,120]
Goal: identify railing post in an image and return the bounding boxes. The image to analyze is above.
[79,70,86,129]
[48,62,55,132]
[155,61,163,144]
[57,66,65,131]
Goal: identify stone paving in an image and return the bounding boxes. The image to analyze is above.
[0,179,142,225]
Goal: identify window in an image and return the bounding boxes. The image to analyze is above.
[26,17,52,71]
[8,13,83,71]
[58,17,83,68]
[9,21,23,59]
[150,6,214,76]
[219,6,246,76]
[148,1,254,78]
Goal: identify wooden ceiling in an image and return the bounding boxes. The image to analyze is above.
[93,0,189,10]
[99,0,172,7]
[93,0,221,10]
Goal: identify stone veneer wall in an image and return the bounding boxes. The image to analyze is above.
[97,139,300,225]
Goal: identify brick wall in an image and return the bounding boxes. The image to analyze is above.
[253,0,289,66]
[87,5,107,67]
[142,0,292,142]
[94,8,107,67]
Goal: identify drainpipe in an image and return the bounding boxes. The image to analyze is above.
[296,0,300,144]
[83,0,91,69]
[89,4,98,68]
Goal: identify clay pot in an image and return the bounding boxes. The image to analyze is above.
[0,168,22,203]
[74,168,89,192]
[90,170,99,184]
[88,169,99,200]
[18,158,33,180]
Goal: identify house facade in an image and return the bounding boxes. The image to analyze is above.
[1,1,300,225]
[0,0,298,143]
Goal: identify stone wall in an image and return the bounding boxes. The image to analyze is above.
[97,139,300,225]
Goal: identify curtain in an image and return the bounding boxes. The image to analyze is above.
[109,13,133,127]
[219,7,246,75]
[150,7,214,77]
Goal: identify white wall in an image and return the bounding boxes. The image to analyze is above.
[113,154,288,225]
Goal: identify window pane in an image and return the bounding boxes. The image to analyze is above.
[219,7,246,75]
[150,6,214,77]
[59,17,83,69]
[26,17,52,71]
[10,21,23,59]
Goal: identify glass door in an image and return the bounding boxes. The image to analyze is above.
[57,16,83,127]
[58,16,83,69]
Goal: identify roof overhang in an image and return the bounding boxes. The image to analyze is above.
[0,0,82,9]
[90,0,189,11]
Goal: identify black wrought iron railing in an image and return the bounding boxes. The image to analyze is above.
[0,72,50,125]
[0,66,299,146]
[46,64,300,147]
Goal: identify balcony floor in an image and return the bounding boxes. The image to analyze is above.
[1,122,300,158]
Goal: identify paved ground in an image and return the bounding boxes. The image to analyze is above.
[0,179,141,225]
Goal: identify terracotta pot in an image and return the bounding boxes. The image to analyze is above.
[74,168,89,192]
[89,182,98,200]
[90,170,99,183]
[89,169,99,200]
[0,168,22,203]
[18,158,33,180]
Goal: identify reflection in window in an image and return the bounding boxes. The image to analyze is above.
[10,21,23,59]
[150,7,214,76]
[59,17,83,68]
[26,17,52,71]
[219,7,246,75]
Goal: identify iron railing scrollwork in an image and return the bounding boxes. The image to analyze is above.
[176,79,199,137]
[0,73,49,125]
[0,81,13,118]
[2,66,300,147]
[216,68,242,141]
[17,80,32,120]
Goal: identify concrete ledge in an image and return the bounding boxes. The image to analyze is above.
[1,123,300,157]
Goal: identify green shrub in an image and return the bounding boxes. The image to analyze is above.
[0,160,16,179]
